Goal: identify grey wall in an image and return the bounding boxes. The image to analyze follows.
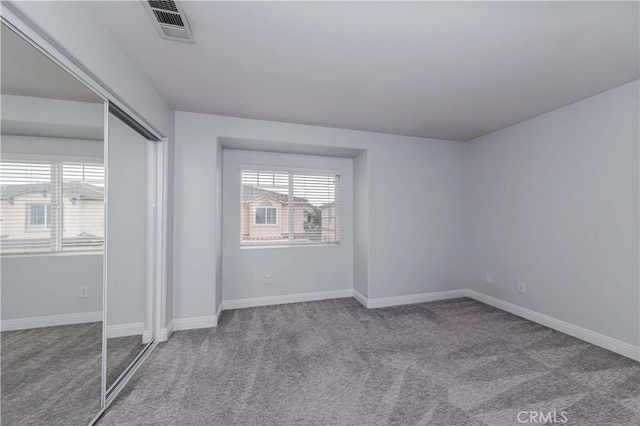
[173,122,218,320]
[1,135,103,158]
[11,1,176,327]
[1,254,102,320]
[466,80,640,346]
[1,95,103,139]
[174,112,468,319]
[215,141,223,312]
[353,151,369,297]
[221,149,354,301]
[105,115,148,327]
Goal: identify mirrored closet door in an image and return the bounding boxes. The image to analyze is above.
[1,18,161,425]
[105,108,156,392]
[0,22,105,425]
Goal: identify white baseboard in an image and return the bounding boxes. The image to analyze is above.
[106,322,145,339]
[222,289,354,310]
[173,315,217,332]
[353,289,368,307]
[1,313,149,341]
[465,290,640,362]
[215,303,223,325]
[1,311,102,332]
[361,289,467,309]
[158,320,174,342]
[159,287,640,362]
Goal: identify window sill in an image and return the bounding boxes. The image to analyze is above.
[1,250,103,259]
[240,242,340,250]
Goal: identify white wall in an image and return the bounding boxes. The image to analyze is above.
[8,1,176,327]
[174,112,468,319]
[466,80,640,346]
[1,253,102,321]
[222,149,354,301]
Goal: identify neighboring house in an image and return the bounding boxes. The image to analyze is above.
[241,185,314,242]
[320,202,338,242]
[0,181,104,253]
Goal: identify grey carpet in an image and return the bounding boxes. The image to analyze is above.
[1,322,148,426]
[97,297,640,426]
[1,322,102,426]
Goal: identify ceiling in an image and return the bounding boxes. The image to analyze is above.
[94,1,639,141]
[1,23,102,104]
[1,23,103,139]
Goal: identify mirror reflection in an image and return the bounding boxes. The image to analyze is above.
[0,23,104,425]
[105,112,154,391]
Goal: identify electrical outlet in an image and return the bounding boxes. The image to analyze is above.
[265,274,272,285]
[485,273,494,284]
[79,286,89,298]
[517,281,526,294]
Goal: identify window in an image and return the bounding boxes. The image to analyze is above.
[0,158,105,255]
[27,204,51,231]
[240,168,340,246]
[255,207,277,225]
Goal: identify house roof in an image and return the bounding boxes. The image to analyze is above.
[0,182,104,202]
[241,185,310,205]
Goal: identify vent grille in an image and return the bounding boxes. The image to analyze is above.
[148,1,178,12]
[153,9,184,27]
[161,26,189,39]
[145,1,194,43]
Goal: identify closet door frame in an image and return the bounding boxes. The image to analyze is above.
[1,5,169,424]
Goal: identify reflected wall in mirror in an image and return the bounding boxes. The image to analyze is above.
[0,23,105,425]
[105,111,154,391]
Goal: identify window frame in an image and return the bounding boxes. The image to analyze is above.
[239,165,341,248]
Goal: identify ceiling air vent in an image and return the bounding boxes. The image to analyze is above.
[144,0,194,43]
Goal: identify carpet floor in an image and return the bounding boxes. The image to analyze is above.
[98,297,640,426]
[1,322,148,426]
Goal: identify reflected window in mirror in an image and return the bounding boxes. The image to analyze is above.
[1,158,105,255]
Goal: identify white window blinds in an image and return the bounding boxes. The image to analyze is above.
[240,169,340,246]
[0,158,105,255]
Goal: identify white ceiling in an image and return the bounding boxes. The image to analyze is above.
[95,1,639,141]
[1,23,103,139]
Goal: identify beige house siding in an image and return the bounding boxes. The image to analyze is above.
[241,198,309,242]
[321,206,337,242]
[0,193,104,252]
[62,199,104,239]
